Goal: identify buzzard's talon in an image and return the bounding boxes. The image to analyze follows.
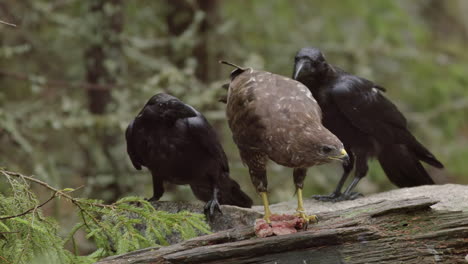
[295,211,318,224]
[260,192,272,224]
[295,188,318,227]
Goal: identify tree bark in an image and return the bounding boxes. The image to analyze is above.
[84,0,125,203]
[85,0,123,114]
[166,0,220,83]
[96,196,468,264]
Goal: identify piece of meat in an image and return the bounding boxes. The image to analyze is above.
[254,214,307,238]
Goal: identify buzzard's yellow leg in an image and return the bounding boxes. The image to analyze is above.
[296,188,318,223]
[260,192,272,224]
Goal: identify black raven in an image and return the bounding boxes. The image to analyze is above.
[125,93,253,217]
[293,47,444,202]
[221,61,348,223]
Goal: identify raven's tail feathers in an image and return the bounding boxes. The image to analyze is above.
[190,176,253,208]
[378,145,435,187]
[219,176,253,208]
[409,139,444,168]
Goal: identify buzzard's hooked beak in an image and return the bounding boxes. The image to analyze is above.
[338,149,350,166]
[328,148,350,166]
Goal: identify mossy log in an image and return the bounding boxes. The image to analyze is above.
[97,196,468,264]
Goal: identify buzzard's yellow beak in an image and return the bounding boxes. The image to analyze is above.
[328,148,349,164]
[338,148,350,165]
[340,148,348,157]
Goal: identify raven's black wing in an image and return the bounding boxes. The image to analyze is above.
[186,109,253,208]
[125,119,143,170]
[329,75,408,143]
[329,74,443,168]
[185,110,229,173]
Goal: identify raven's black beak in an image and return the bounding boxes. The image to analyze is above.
[178,104,197,118]
[293,59,309,80]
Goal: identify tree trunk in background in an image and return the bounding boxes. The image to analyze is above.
[85,0,123,114]
[166,0,194,69]
[166,0,220,83]
[193,0,220,83]
[421,0,468,42]
[84,0,124,203]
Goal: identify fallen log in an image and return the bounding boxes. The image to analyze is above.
[97,193,468,264]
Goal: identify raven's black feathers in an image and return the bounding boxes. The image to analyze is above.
[293,47,443,202]
[125,93,252,217]
[378,144,435,187]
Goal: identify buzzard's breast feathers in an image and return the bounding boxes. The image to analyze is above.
[227,70,343,167]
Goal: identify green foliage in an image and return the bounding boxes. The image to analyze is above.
[0,171,210,263]
[77,196,210,257]
[1,0,467,250]
[0,174,88,264]
[221,0,468,197]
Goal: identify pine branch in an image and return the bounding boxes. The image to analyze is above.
[0,169,113,209]
[0,169,114,237]
[0,169,210,259]
[0,255,12,264]
[0,193,55,220]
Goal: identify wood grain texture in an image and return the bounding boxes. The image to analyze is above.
[97,197,468,264]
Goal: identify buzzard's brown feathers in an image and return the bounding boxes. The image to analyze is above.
[226,69,343,169]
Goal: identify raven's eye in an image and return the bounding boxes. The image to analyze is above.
[321,146,333,154]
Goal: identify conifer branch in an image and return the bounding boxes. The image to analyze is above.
[0,255,12,264]
[0,169,115,241]
[0,169,210,259]
[0,169,113,209]
[0,193,55,220]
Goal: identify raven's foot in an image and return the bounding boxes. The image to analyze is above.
[146,196,159,202]
[204,198,222,221]
[312,192,341,202]
[313,192,363,202]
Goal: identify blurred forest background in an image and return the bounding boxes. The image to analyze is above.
[1,0,468,247]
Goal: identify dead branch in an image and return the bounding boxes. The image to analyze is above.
[0,20,16,27]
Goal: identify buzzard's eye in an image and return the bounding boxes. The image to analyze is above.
[321,146,333,154]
